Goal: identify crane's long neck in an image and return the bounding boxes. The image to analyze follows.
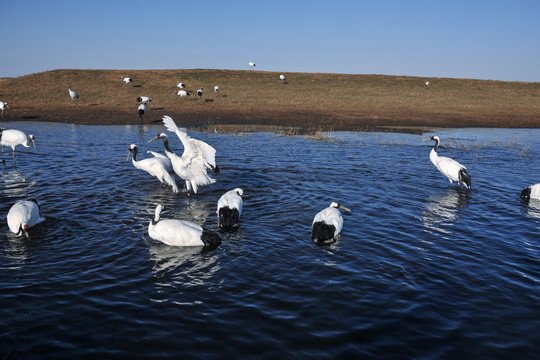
[23,137,32,148]
[162,136,173,154]
[152,206,163,225]
[429,140,439,165]
[131,147,138,162]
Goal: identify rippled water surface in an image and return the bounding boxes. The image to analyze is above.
[1,122,539,358]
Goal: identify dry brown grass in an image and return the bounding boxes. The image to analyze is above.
[0,69,539,131]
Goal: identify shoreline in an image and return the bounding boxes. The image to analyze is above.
[2,105,538,135]
[1,69,539,133]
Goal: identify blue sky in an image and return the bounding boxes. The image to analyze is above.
[2,0,539,81]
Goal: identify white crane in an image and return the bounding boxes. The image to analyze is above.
[0,101,8,116]
[127,144,179,193]
[0,129,35,169]
[68,84,79,102]
[121,77,133,84]
[197,88,203,98]
[148,115,219,195]
[176,82,186,89]
[148,204,222,247]
[138,104,146,118]
[174,90,190,97]
[424,135,471,189]
[137,96,152,105]
[279,74,286,82]
[248,61,256,69]
[521,183,540,201]
[214,85,220,97]
[425,81,430,89]
[7,199,46,238]
[311,202,351,245]
[217,188,243,230]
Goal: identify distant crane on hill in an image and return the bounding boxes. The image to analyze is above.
[68,84,79,102]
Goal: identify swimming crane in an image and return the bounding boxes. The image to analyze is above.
[0,129,35,169]
[127,144,179,193]
[175,90,190,97]
[68,84,79,102]
[176,82,186,89]
[248,61,256,69]
[214,85,220,97]
[138,104,146,118]
[148,204,222,247]
[311,202,351,245]
[121,77,133,84]
[424,135,471,189]
[137,96,152,105]
[7,199,46,238]
[148,115,219,195]
[521,183,540,201]
[217,188,243,230]
[197,88,203,98]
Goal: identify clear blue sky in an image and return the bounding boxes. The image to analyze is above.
[2,0,539,81]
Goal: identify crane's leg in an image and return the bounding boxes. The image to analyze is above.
[2,146,5,168]
[12,151,16,170]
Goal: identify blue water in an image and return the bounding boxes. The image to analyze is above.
[1,122,539,359]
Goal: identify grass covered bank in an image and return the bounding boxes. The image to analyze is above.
[0,69,539,132]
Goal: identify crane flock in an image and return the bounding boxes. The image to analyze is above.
[2,67,537,246]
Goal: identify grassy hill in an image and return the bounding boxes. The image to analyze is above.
[0,69,539,131]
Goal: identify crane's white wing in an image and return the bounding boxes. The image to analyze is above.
[162,116,194,157]
[162,115,218,171]
[147,151,173,173]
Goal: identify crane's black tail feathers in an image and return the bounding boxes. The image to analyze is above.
[520,187,531,201]
[218,207,239,230]
[459,169,471,189]
[201,228,222,248]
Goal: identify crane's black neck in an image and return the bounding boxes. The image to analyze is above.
[162,136,172,153]
[131,146,138,161]
[432,139,439,152]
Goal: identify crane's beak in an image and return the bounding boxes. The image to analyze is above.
[19,224,30,239]
[148,135,159,143]
[126,149,133,161]
[339,205,352,212]
[422,138,431,141]
[31,139,36,148]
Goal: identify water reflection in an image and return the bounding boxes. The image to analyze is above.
[422,189,470,234]
[1,171,36,198]
[523,199,540,220]
[149,243,221,298]
[1,235,31,266]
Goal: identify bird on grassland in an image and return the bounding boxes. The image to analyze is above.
[175,90,190,97]
[68,84,79,102]
[137,96,152,105]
